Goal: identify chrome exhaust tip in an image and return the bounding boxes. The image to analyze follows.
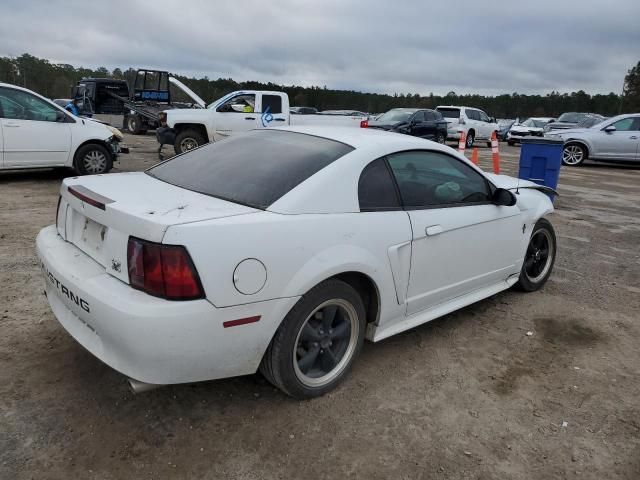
[127,378,163,394]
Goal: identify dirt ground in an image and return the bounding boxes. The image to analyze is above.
[1,134,639,480]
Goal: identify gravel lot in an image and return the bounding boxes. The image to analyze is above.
[1,133,639,480]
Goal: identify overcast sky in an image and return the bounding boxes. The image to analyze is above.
[1,0,639,96]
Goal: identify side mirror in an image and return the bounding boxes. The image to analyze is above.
[604,125,616,133]
[55,110,67,122]
[490,117,496,123]
[492,188,517,206]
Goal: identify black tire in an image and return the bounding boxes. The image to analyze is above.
[73,143,113,175]
[562,143,587,166]
[465,130,475,148]
[126,115,142,135]
[436,132,446,144]
[514,218,557,292]
[174,129,207,155]
[487,141,492,148]
[507,140,515,146]
[260,279,366,399]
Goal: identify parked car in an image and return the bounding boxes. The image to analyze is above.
[507,117,556,145]
[37,126,557,398]
[290,106,318,115]
[549,114,640,166]
[544,112,595,132]
[162,90,368,154]
[575,114,606,129]
[367,108,448,143]
[497,119,516,141]
[435,106,498,148]
[321,109,369,116]
[0,83,127,174]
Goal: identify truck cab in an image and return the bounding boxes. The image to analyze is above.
[165,91,290,154]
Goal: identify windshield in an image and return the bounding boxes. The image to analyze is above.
[436,108,460,119]
[557,112,588,123]
[147,130,354,209]
[376,110,413,123]
[521,118,548,128]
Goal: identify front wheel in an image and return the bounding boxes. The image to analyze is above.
[515,218,557,292]
[562,144,586,166]
[465,131,475,148]
[174,129,207,155]
[74,143,113,175]
[260,279,366,399]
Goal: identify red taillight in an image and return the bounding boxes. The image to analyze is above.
[127,237,204,300]
[459,116,466,125]
[360,119,369,128]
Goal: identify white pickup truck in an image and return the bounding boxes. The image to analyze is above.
[161,90,368,154]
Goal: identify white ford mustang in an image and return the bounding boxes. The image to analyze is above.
[36,126,557,398]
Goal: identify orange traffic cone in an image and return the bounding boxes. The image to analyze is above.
[471,147,479,165]
[491,131,500,174]
[457,130,467,154]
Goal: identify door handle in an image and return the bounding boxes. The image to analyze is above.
[4,123,20,127]
[425,225,443,236]
[245,116,256,120]
[274,118,286,122]
[630,135,638,140]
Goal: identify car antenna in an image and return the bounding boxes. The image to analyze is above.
[515,175,520,195]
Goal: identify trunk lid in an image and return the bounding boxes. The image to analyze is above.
[57,172,257,283]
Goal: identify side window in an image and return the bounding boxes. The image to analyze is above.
[412,111,425,122]
[358,158,401,211]
[611,118,635,131]
[479,111,490,122]
[423,111,434,121]
[0,87,59,122]
[217,94,256,113]
[466,109,479,121]
[262,94,282,114]
[387,151,491,208]
[632,117,640,130]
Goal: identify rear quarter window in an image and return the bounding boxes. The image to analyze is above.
[147,130,354,209]
[437,108,460,119]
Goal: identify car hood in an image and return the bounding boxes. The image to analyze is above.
[547,122,577,130]
[367,121,406,130]
[510,125,544,133]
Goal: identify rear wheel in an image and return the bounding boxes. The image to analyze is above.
[174,129,207,155]
[436,132,446,144]
[515,218,556,292]
[562,143,586,166]
[74,143,112,175]
[260,279,366,399]
[126,114,142,134]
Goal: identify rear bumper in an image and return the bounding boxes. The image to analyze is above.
[36,225,299,385]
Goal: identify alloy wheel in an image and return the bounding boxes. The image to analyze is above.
[293,299,359,387]
[563,145,584,165]
[180,137,199,152]
[524,229,554,283]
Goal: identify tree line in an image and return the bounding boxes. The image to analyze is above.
[1,53,638,118]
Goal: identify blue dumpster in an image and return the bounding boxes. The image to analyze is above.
[518,136,564,197]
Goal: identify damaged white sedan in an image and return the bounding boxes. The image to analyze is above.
[36,126,557,398]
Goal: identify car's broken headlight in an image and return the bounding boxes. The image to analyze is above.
[106,125,124,141]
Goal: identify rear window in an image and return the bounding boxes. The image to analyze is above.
[147,130,354,209]
[436,108,460,119]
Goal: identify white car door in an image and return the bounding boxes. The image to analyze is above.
[593,116,640,161]
[212,92,259,140]
[256,93,288,129]
[386,150,523,315]
[478,110,495,139]
[0,86,71,167]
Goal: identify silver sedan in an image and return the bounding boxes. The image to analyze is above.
[550,114,640,166]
